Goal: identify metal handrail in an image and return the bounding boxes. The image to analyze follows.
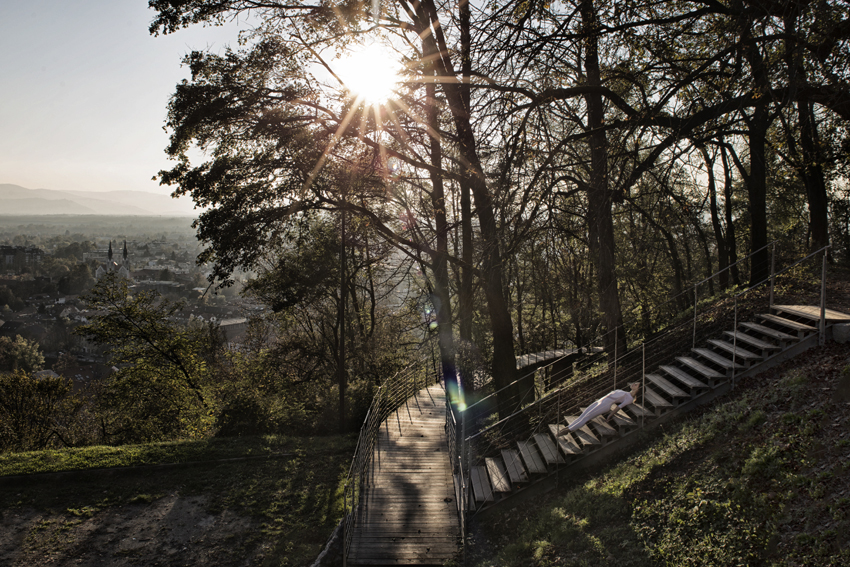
[458,245,831,527]
[341,357,432,566]
[464,241,780,419]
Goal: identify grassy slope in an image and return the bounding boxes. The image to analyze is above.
[0,434,357,566]
[471,342,850,567]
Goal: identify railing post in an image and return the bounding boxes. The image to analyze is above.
[692,283,698,349]
[460,405,466,540]
[820,248,827,346]
[732,296,738,390]
[613,326,618,389]
[641,342,646,428]
[343,481,348,567]
[769,242,776,308]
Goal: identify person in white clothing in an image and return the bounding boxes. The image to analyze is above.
[558,382,641,435]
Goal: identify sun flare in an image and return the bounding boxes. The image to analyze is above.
[334,43,401,104]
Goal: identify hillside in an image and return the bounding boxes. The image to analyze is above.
[0,184,197,216]
[469,341,850,567]
[0,435,355,567]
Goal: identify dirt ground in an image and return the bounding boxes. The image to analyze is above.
[0,492,262,567]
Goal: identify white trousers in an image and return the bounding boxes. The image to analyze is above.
[567,390,633,432]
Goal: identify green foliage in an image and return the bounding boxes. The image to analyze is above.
[76,273,220,444]
[53,241,95,262]
[479,352,850,567]
[0,334,44,373]
[57,263,95,295]
[0,285,24,311]
[0,370,82,452]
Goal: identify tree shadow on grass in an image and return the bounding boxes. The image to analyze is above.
[479,484,655,567]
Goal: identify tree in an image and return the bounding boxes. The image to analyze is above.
[0,370,80,452]
[148,0,850,418]
[0,335,45,374]
[76,273,220,443]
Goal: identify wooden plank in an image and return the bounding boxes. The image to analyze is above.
[758,313,817,336]
[739,321,797,343]
[643,386,673,409]
[723,331,781,353]
[675,357,724,381]
[624,402,652,418]
[609,409,637,427]
[646,372,690,398]
[692,348,744,371]
[548,424,582,455]
[470,466,494,503]
[517,440,548,474]
[534,433,565,465]
[347,383,459,566]
[485,457,511,493]
[708,339,762,361]
[563,417,601,447]
[501,449,529,484]
[659,365,710,391]
[772,305,850,323]
[588,416,618,437]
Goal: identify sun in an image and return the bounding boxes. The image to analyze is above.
[334,43,401,104]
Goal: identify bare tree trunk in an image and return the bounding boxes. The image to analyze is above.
[719,144,741,285]
[425,76,457,403]
[416,0,518,415]
[741,21,771,285]
[581,0,626,360]
[699,144,729,288]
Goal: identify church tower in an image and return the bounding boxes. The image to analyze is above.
[118,240,131,280]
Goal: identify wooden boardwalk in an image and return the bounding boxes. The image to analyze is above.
[347,383,460,566]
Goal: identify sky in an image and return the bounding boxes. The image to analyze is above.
[0,0,246,196]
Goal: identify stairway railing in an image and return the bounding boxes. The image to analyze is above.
[461,241,780,430]
[341,353,435,566]
[455,245,830,531]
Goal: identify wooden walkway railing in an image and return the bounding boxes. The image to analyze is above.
[346,383,459,565]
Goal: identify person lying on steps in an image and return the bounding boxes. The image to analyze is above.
[557,382,641,435]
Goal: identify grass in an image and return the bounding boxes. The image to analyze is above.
[0,433,358,566]
[471,342,850,567]
[0,434,316,477]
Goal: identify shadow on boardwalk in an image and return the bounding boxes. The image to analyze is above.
[348,384,460,566]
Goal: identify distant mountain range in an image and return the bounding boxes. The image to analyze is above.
[0,184,198,216]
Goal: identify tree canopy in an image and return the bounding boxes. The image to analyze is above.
[149,0,850,416]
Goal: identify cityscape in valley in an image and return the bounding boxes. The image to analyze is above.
[2,0,850,566]
[0,214,252,384]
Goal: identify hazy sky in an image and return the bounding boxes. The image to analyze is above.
[0,0,245,195]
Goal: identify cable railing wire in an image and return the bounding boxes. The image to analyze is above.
[458,244,830,523]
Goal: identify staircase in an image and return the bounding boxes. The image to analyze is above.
[463,304,850,519]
